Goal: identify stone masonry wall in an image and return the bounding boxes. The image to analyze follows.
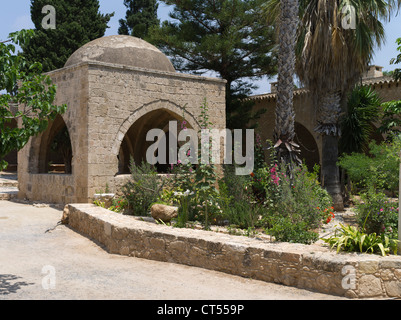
[64,204,401,299]
[18,64,90,204]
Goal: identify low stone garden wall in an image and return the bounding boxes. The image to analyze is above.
[62,204,401,299]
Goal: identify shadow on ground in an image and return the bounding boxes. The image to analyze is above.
[0,274,34,295]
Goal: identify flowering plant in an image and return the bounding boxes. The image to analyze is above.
[109,197,129,213]
[355,189,398,238]
[319,206,335,224]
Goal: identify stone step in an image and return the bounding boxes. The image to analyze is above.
[0,173,18,188]
[0,173,19,201]
[0,180,18,188]
[0,189,18,201]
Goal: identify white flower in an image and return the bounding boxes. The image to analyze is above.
[183,189,194,196]
[174,190,194,197]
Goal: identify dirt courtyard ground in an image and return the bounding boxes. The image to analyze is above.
[0,200,346,301]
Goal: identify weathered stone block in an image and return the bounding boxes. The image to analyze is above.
[359,260,379,274]
[384,281,401,297]
[358,275,383,297]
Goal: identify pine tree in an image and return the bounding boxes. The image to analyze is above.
[118,0,159,40]
[149,0,277,129]
[21,0,114,72]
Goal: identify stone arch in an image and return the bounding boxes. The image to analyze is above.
[113,100,200,173]
[112,100,200,155]
[29,114,73,174]
[116,105,199,174]
[294,122,320,171]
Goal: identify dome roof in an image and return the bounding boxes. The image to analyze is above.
[64,35,175,73]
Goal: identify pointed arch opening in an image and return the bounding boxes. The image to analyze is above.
[118,108,193,174]
[36,115,73,174]
[294,122,320,171]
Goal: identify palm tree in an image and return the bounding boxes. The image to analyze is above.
[339,85,382,155]
[267,0,301,168]
[266,0,400,211]
[296,0,401,211]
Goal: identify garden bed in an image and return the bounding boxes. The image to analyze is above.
[63,203,401,299]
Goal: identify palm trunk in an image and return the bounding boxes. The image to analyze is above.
[274,0,299,166]
[321,134,343,211]
[316,92,344,211]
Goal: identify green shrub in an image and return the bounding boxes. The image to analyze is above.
[217,165,261,229]
[338,137,401,194]
[355,189,398,238]
[121,160,166,216]
[254,162,333,230]
[248,159,333,244]
[267,215,319,244]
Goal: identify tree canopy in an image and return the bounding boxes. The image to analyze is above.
[149,0,277,129]
[118,0,159,40]
[0,30,67,170]
[21,0,114,72]
[391,37,401,81]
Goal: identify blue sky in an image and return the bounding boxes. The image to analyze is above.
[1,1,400,95]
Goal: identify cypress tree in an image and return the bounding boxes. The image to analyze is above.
[21,0,114,72]
[118,0,159,40]
[149,0,277,129]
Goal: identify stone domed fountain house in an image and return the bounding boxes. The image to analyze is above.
[17,35,226,204]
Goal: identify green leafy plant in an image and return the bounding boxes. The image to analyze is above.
[218,165,261,230]
[246,147,333,244]
[108,197,129,213]
[0,30,67,170]
[338,137,401,194]
[174,190,194,228]
[390,37,401,81]
[168,99,221,229]
[322,224,399,256]
[121,160,166,216]
[339,85,381,155]
[254,159,332,232]
[355,189,398,238]
[266,214,319,244]
[93,200,106,208]
[378,99,401,139]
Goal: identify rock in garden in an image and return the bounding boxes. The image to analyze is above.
[151,204,178,223]
[61,206,69,225]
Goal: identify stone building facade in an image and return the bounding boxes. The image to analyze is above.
[250,66,401,170]
[17,35,226,204]
[7,37,401,205]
